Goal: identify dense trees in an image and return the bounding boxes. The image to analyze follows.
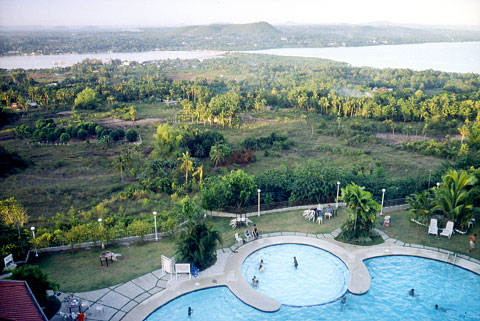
[1,52,479,251]
[74,87,99,110]
[0,146,29,176]
[176,221,221,270]
[10,266,58,306]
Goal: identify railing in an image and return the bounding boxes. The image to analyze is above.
[383,198,407,207]
[222,199,320,214]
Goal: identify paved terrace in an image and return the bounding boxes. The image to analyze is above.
[51,225,480,321]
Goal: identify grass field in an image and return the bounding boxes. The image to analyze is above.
[0,104,443,225]
[375,210,480,258]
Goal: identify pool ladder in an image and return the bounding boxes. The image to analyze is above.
[446,253,457,265]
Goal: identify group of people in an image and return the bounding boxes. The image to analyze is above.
[314,204,333,221]
[252,257,299,287]
[409,289,451,312]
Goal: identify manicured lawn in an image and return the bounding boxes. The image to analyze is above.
[375,210,480,260]
[207,207,349,249]
[29,238,176,293]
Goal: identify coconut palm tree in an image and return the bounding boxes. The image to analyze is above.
[209,143,231,168]
[193,165,204,184]
[433,169,478,229]
[178,151,194,184]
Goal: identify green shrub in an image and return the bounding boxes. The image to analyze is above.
[126,129,138,142]
[59,133,70,143]
[76,128,88,140]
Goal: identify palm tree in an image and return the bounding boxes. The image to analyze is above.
[178,151,194,184]
[209,143,230,168]
[458,124,470,144]
[341,183,380,239]
[406,190,434,223]
[433,169,478,229]
[176,222,221,270]
[193,165,204,184]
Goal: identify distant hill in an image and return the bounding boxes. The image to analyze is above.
[169,21,282,37]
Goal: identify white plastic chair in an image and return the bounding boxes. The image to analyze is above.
[317,216,323,224]
[428,219,438,236]
[235,233,243,245]
[440,221,454,238]
[244,230,252,242]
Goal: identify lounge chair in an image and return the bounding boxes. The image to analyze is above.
[428,219,438,236]
[440,221,454,238]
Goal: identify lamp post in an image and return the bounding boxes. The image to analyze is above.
[98,218,105,249]
[380,188,386,216]
[30,226,38,257]
[257,189,261,217]
[153,211,158,241]
[436,182,440,189]
[336,181,340,209]
[17,221,24,254]
[428,169,432,189]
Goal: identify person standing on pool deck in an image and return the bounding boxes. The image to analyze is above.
[252,224,259,239]
[468,233,476,253]
[293,256,298,268]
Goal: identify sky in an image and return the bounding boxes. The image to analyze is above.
[0,0,479,27]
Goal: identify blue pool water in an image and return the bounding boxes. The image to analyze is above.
[145,254,480,320]
[241,244,349,306]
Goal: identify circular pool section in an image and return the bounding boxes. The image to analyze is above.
[144,256,480,321]
[241,244,349,306]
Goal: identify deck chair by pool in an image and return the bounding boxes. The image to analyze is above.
[428,219,438,236]
[440,221,454,238]
[235,233,243,245]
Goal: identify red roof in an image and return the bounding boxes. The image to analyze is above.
[0,280,48,321]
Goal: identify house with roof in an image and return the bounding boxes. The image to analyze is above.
[0,280,48,321]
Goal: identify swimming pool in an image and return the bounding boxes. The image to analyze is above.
[241,244,349,306]
[145,254,480,320]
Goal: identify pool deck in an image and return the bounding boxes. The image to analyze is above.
[50,228,480,321]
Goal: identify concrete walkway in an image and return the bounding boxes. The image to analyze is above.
[51,227,480,321]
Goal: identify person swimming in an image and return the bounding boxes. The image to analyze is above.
[434,304,449,312]
[409,289,415,297]
[252,275,259,286]
[259,264,265,272]
[188,307,193,316]
[293,256,298,268]
[341,295,347,304]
